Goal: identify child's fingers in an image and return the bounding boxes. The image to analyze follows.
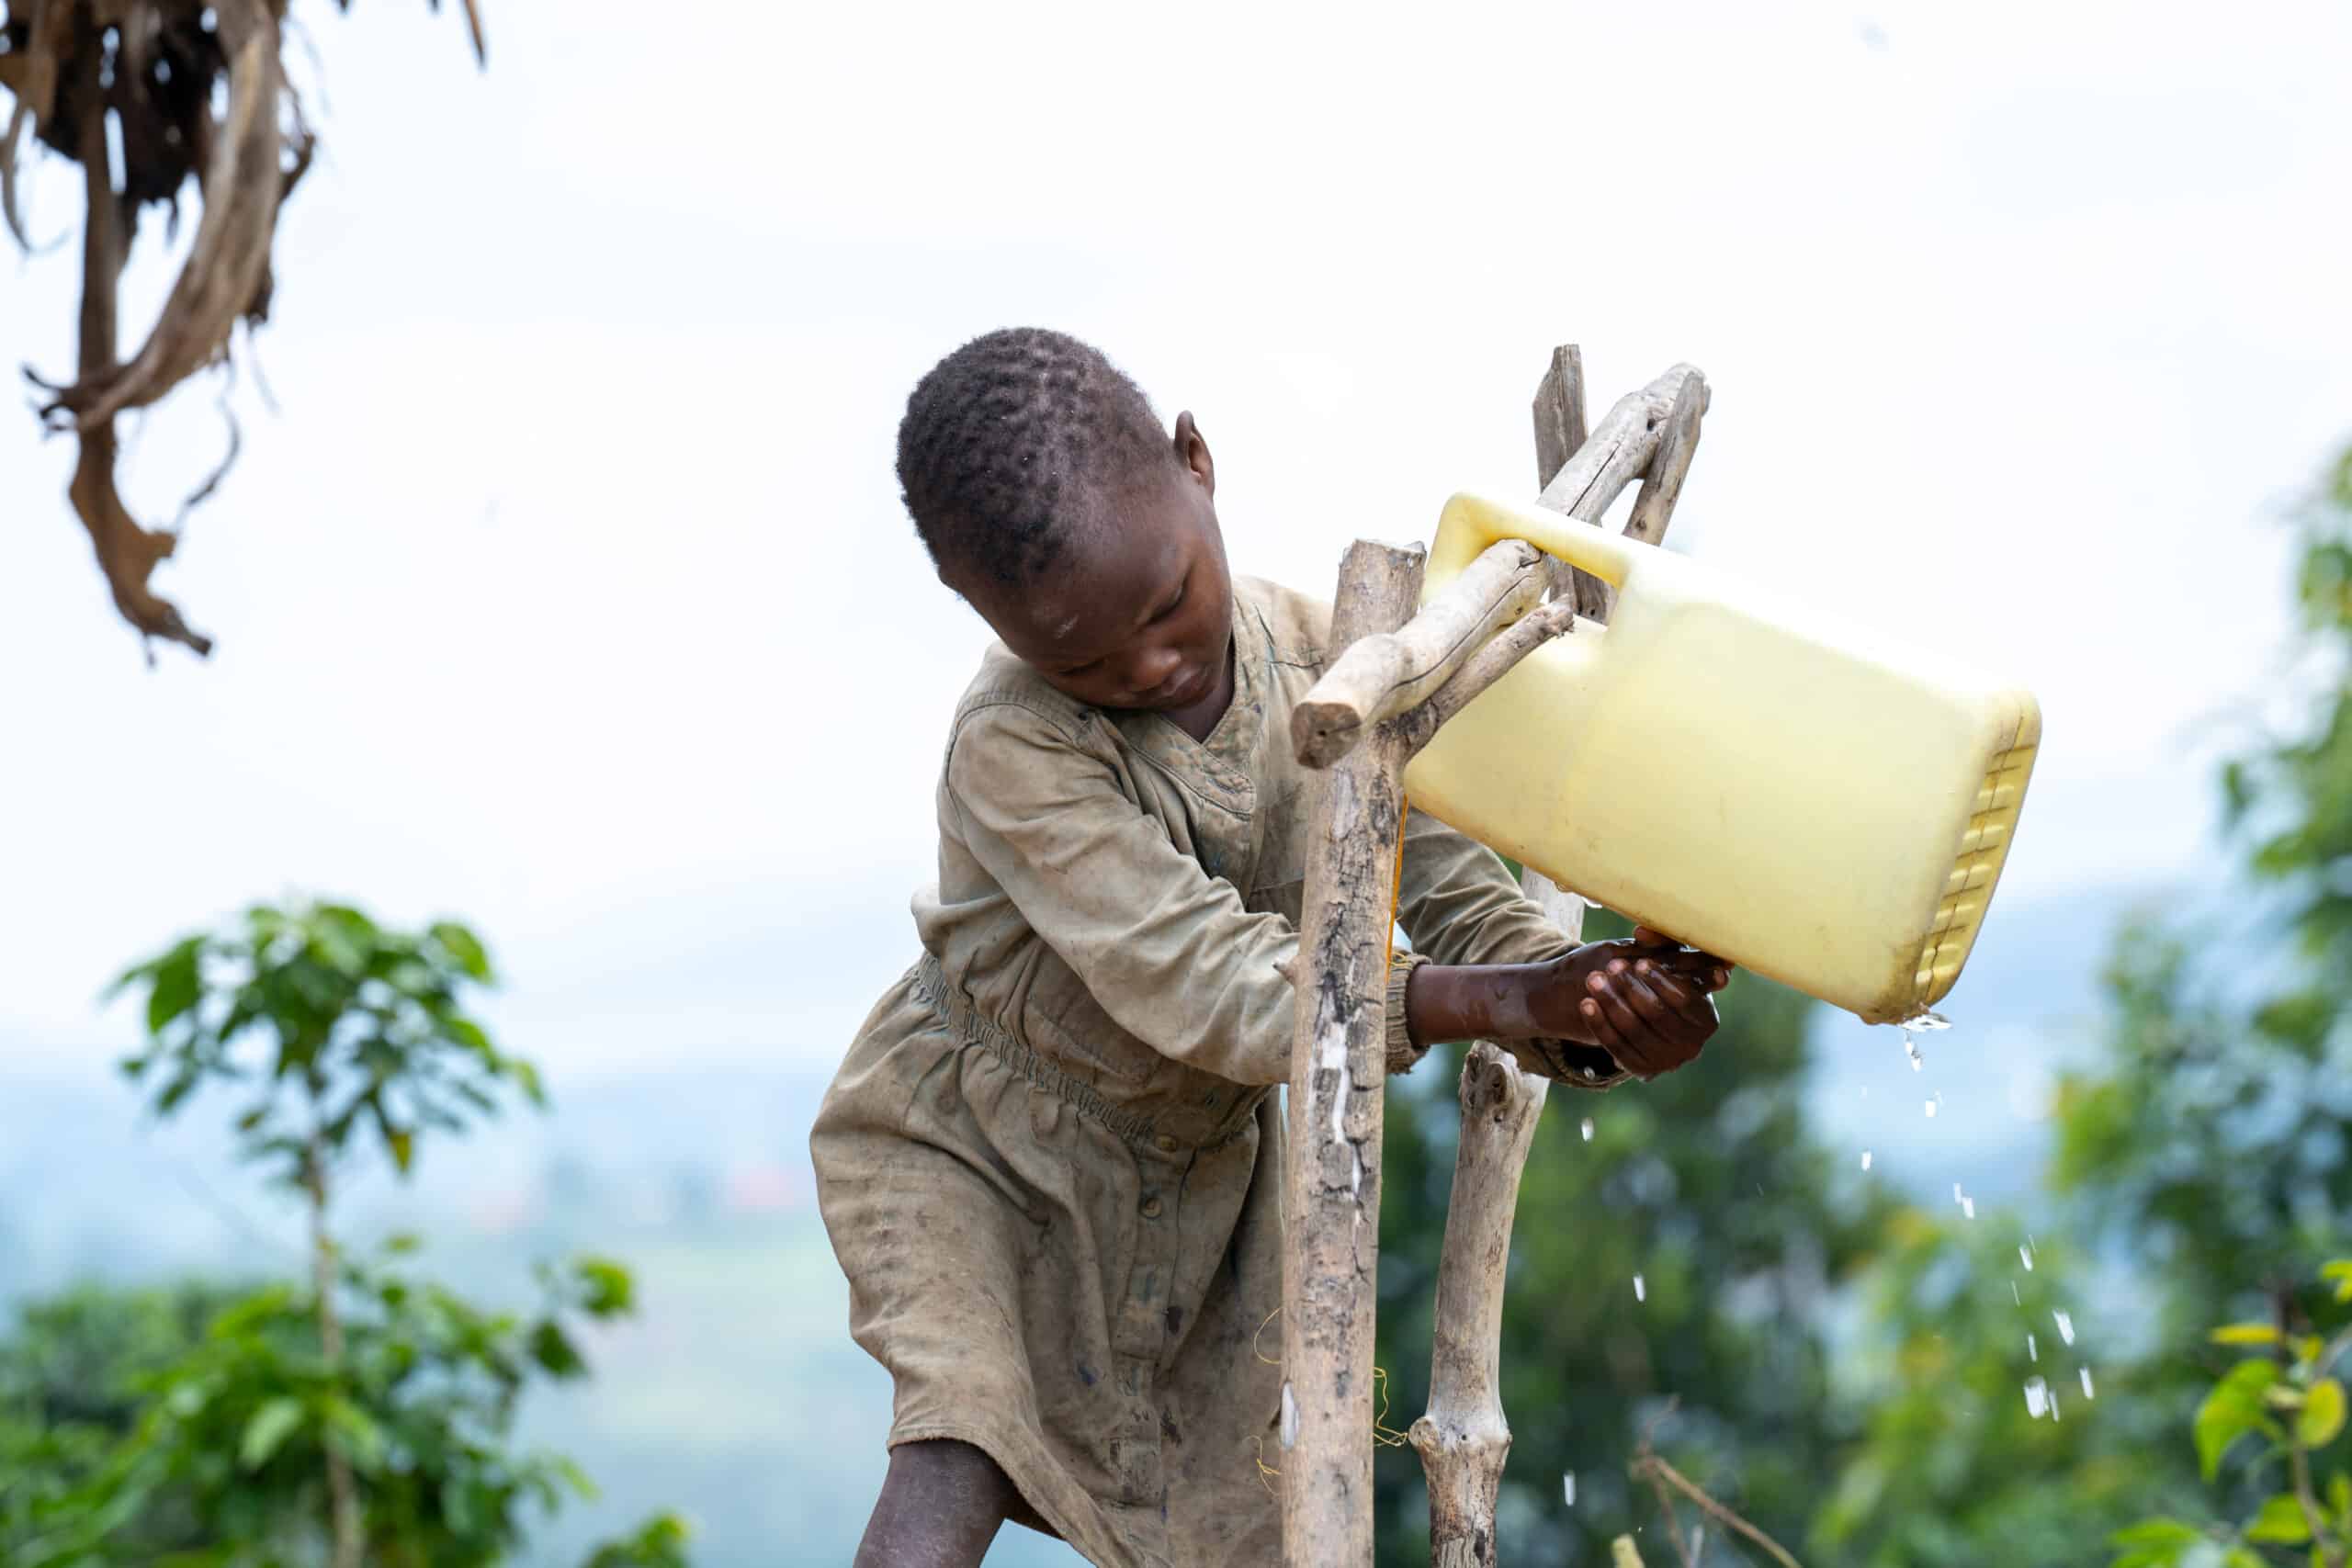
[1575,995,1631,1059]
[1608,965,1702,1045]
[1587,978,1692,1072]
[1628,929,1734,990]
[1657,947,1734,991]
[1640,966,1724,1040]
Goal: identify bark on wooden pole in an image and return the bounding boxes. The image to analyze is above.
[1282,540,1425,1567]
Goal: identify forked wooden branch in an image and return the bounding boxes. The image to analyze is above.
[1292,538,1546,769]
[1405,1039,1550,1568]
[1409,346,1707,1568]
[1538,363,1708,620]
[1281,541,1425,1567]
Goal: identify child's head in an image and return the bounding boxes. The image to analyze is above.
[899,329,1234,714]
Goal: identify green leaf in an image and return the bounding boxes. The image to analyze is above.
[2299,1379,2346,1449]
[2198,1359,2280,1482]
[2221,1551,2267,1568]
[2211,1323,2283,1347]
[143,940,205,1034]
[2246,1495,2312,1543]
[529,1321,587,1379]
[318,1396,386,1471]
[2328,1469,2350,1519]
[2324,1260,2352,1305]
[238,1397,304,1471]
[429,920,492,980]
[2110,1517,2204,1566]
[571,1257,636,1317]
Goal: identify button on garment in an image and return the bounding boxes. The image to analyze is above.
[810,575,1623,1568]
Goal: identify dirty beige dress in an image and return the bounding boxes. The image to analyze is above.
[811,575,1623,1568]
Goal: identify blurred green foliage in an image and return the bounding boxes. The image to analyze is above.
[1375,907,1896,1566]
[2105,1260,2352,1568]
[0,899,694,1568]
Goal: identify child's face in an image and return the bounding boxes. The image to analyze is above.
[949,415,1235,716]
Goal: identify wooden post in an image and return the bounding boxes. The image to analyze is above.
[1406,347,1708,1568]
[1282,540,1426,1567]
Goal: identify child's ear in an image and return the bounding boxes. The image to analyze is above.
[1172,411,1216,499]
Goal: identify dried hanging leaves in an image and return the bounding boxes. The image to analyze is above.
[0,0,483,657]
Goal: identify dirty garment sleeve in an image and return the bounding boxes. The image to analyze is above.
[944,699,1302,1087]
[1394,807,1629,1089]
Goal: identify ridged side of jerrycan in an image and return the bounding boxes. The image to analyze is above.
[1400,492,2041,1024]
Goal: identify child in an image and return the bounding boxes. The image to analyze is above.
[812,329,1731,1568]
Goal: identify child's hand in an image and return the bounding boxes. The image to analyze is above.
[1523,928,1731,1078]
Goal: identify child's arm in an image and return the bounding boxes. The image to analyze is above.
[1404,937,1724,1081]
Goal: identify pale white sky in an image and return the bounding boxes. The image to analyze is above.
[2,0,2347,1079]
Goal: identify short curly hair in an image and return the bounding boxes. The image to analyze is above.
[897,329,1177,588]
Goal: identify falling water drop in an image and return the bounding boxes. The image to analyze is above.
[1634,1274,1646,1303]
[1962,1195,1975,1219]
[1280,1383,1298,1450]
[1860,1149,1873,1170]
[2028,1333,2038,1362]
[2023,1376,2050,1418]
[1563,1472,1577,1506]
[2053,1309,2075,1347]
[1924,1097,1938,1118]
[2012,1280,2021,1305]
[1903,1026,1925,1072]
[2079,1367,2096,1399]
[1581,1117,1595,1143]
[2019,1245,2035,1272]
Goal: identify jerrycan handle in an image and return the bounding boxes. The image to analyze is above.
[1426,491,1640,597]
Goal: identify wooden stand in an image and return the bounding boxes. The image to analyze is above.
[1280,346,1708,1567]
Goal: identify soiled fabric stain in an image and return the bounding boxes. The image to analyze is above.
[811,577,1622,1568]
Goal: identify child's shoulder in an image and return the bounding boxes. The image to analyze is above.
[1233,573,1335,672]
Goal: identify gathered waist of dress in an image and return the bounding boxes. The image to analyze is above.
[908,953,1263,1152]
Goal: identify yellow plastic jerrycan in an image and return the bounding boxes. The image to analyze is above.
[1401,492,2041,1024]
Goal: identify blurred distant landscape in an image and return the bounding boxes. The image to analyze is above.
[0,878,2144,1566]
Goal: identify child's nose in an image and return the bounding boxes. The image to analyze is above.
[1126,645,1182,696]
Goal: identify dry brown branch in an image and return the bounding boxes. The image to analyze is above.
[1291,538,1544,768]
[58,28,210,654]
[1626,369,1706,548]
[1631,1432,1804,1568]
[3,0,484,654]
[1530,344,1589,611]
[41,0,285,433]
